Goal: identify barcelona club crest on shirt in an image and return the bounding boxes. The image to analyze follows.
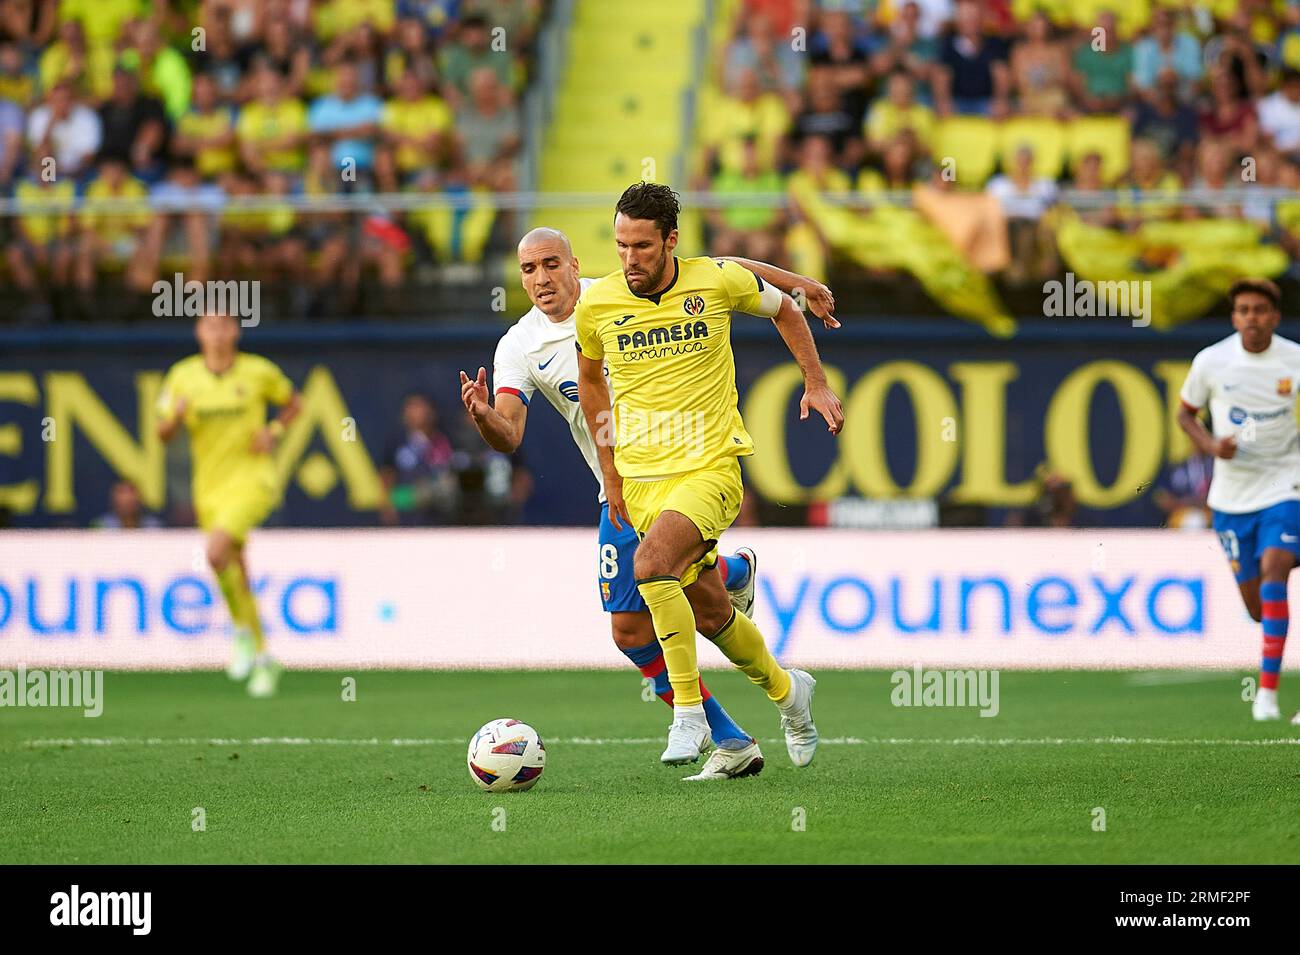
[601,581,611,602]
[683,294,705,316]
[1278,378,1293,396]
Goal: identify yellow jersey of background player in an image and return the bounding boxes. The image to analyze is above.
[157,310,300,697]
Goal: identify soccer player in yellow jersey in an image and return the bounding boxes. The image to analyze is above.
[575,183,844,767]
[157,311,302,697]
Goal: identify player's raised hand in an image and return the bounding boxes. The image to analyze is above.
[797,281,840,329]
[460,367,490,418]
[801,382,845,435]
[1215,436,1237,460]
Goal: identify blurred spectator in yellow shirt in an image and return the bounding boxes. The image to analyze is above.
[237,66,309,176]
[703,66,790,175]
[377,67,452,191]
[0,40,37,106]
[58,0,144,51]
[7,153,76,321]
[865,71,935,157]
[173,72,237,180]
[75,157,157,296]
[1116,138,1183,228]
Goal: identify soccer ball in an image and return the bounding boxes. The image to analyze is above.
[467,719,546,792]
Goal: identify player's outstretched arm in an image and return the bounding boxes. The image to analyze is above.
[576,351,629,529]
[1176,403,1236,459]
[461,366,528,453]
[716,256,840,329]
[770,291,845,435]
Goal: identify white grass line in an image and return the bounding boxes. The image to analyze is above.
[17,735,1300,748]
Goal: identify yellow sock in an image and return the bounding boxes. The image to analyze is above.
[215,562,265,653]
[709,610,792,703]
[242,574,266,653]
[215,563,246,629]
[636,576,702,707]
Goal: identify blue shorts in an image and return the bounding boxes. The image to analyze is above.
[598,502,646,613]
[1213,500,1300,583]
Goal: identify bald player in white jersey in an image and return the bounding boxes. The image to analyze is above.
[459,227,837,780]
[1178,279,1300,723]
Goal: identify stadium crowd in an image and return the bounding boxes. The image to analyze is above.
[701,0,1300,304]
[2,1,1298,324]
[0,0,542,321]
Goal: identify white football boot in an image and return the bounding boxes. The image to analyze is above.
[683,738,764,781]
[226,629,255,681]
[778,669,819,767]
[661,707,710,765]
[1252,687,1281,721]
[247,658,283,698]
[727,548,758,619]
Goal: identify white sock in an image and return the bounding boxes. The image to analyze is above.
[674,702,706,721]
[777,673,801,711]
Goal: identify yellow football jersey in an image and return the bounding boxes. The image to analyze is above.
[15,179,75,244]
[236,99,309,173]
[574,256,768,478]
[81,174,151,241]
[381,96,453,171]
[177,107,237,178]
[156,352,294,503]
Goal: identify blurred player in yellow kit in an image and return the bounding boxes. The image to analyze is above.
[576,183,844,767]
[157,311,301,697]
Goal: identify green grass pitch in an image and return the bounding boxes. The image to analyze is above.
[2,669,1297,864]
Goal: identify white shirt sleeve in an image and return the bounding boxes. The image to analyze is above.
[753,281,784,318]
[1179,352,1209,411]
[492,331,536,406]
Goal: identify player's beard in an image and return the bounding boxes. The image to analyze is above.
[627,249,668,293]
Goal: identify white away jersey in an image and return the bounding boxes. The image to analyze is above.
[493,278,609,501]
[1180,332,1300,513]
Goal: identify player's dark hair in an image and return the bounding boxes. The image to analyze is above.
[1228,278,1281,312]
[615,182,680,239]
[196,309,238,322]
